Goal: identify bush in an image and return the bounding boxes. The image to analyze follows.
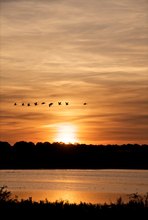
[0,185,12,202]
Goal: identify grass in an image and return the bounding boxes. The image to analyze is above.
[0,186,148,219]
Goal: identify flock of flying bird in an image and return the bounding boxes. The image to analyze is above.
[14,102,87,107]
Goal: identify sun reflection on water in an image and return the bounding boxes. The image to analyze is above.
[12,190,128,204]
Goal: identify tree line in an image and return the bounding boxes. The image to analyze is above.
[0,141,148,169]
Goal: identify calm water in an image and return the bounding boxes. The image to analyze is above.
[0,169,148,204]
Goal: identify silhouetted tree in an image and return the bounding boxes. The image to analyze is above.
[0,141,148,169]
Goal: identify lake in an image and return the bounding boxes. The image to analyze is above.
[0,169,148,204]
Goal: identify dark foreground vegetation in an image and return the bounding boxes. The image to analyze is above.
[0,141,148,169]
[0,186,148,219]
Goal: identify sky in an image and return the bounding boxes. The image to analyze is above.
[0,0,148,145]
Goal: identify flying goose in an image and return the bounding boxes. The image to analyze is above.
[49,103,53,107]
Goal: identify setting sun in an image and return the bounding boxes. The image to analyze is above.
[55,124,78,144]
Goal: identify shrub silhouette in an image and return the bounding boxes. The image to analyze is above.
[0,185,12,202]
[0,186,148,219]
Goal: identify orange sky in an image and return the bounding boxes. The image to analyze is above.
[0,0,148,145]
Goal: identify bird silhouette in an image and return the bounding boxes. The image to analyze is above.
[58,102,62,105]
[49,103,53,107]
[14,103,17,106]
[83,103,87,105]
[22,103,25,106]
[41,102,45,105]
[34,102,38,106]
[65,102,69,105]
[27,103,30,106]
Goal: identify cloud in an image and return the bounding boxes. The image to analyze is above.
[0,0,148,144]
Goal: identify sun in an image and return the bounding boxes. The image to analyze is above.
[55,124,78,144]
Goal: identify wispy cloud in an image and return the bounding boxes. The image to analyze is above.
[0,0,148,144]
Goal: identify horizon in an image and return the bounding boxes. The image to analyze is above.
[0,0,148,145]
[1,140,148,147]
